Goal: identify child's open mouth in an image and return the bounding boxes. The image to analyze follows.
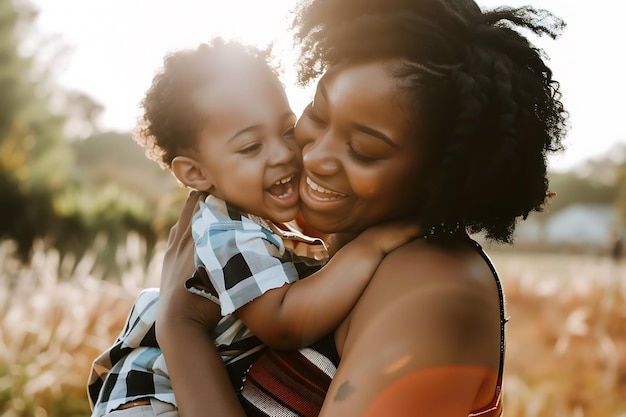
[267,175,295,199]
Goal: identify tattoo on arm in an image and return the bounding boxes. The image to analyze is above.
[333,380,356,402]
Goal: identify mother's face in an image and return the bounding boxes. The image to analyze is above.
[295,60,423,234]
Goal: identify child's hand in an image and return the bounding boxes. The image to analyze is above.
[325,231,359,256]
[358,220,422,256]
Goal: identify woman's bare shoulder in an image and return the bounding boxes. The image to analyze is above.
[340,237,501,368]
[325,239,502,416]
[375,237,500,304]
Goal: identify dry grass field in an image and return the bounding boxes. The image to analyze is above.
[487,249,626,417]
[1,238,625,417]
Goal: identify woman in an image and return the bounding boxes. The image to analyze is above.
[159,0,567,415]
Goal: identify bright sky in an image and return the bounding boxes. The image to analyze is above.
[30,0,626,172]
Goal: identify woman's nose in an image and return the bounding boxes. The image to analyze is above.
[301,135,340,175]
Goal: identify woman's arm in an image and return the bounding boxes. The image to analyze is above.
[156,191,246,417]
[319,241,502,417]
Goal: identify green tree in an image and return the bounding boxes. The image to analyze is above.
[0,0,73,259]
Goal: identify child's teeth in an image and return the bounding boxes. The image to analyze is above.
[275,175,292,185]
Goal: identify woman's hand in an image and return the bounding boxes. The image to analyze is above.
[160,190,206,295]
[157,190,247,417]
[324,232,360,257]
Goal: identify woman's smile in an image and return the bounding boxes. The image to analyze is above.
[304,176,346,201]
[294,61,422,233]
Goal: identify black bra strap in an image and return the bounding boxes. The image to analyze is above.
[469,239,508,380]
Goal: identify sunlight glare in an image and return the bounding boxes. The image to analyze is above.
[33,0,311,130]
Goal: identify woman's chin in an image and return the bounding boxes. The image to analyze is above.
[298,205,343,234]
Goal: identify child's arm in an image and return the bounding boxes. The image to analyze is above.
[236,221,420,350]
[157,191,247,417]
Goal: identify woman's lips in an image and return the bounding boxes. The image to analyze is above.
[305,176,346,201]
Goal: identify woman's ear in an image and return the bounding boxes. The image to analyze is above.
[171,156,214,191]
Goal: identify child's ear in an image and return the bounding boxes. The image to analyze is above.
[171,156,213,191]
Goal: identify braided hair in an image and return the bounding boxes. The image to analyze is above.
[293,0,568,243]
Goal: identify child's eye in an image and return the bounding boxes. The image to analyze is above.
[238,143,262,155]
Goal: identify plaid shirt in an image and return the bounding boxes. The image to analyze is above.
[87,196,328,416]
[87,288,175,417]
[190,195,328,315]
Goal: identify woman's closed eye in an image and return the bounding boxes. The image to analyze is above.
[283,126,296,138]
[303,103,327,127]
[347,142,379,163]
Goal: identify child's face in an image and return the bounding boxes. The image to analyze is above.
[192,65,301,223]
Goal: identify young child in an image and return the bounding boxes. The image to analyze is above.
[88,38,418,417]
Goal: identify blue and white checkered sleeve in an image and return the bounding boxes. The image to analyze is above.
[192,201,299,316]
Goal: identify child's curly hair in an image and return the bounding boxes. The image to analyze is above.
[293,0,568,243]
[134,38,276,169]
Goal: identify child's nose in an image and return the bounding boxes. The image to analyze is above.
[269,139,296,165]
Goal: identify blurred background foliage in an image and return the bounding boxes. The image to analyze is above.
[0,0,185,279]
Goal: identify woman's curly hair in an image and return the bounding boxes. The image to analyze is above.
[293,0,568,243]
[134,38,275,169]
